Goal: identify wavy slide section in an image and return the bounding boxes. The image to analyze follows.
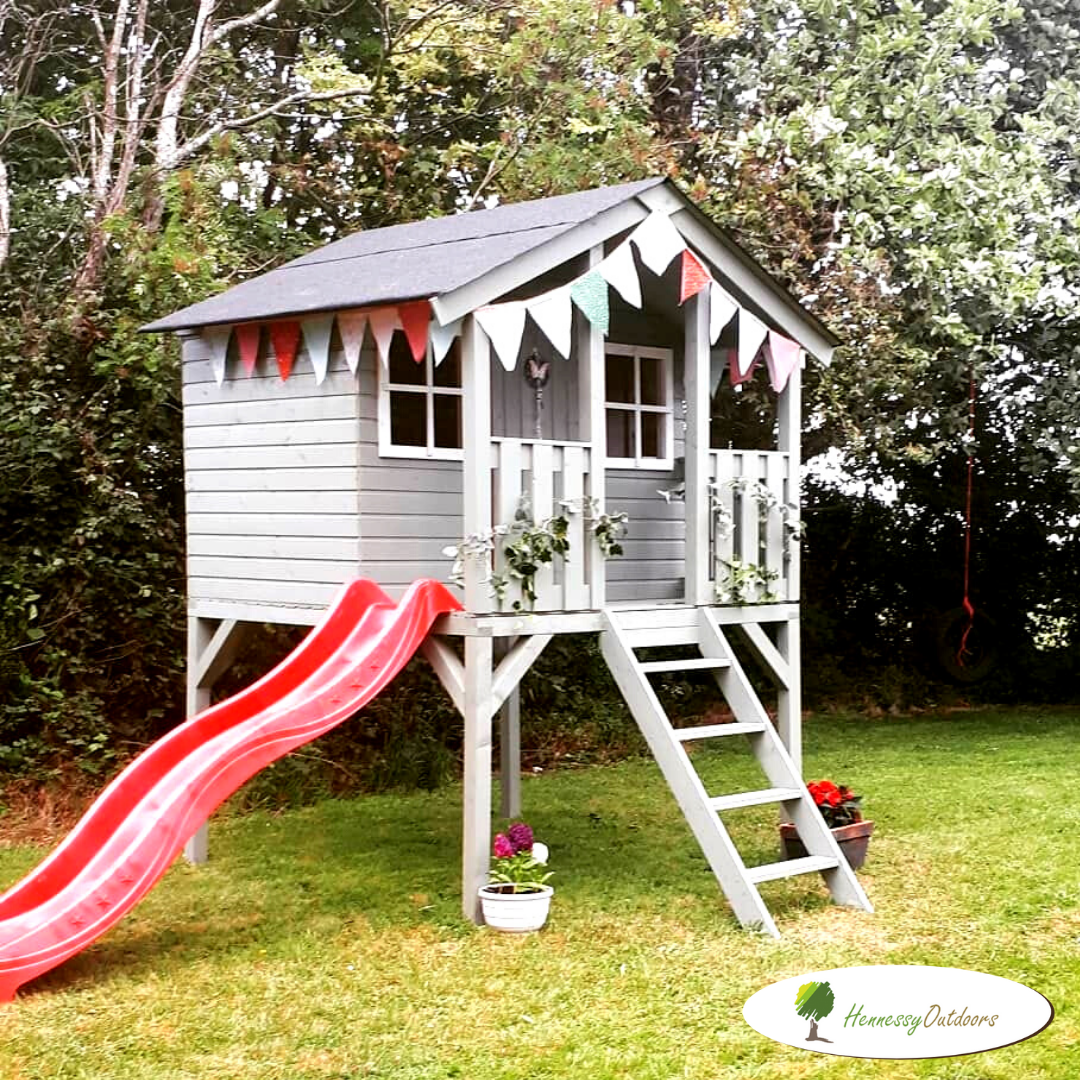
[0,578,460,1001]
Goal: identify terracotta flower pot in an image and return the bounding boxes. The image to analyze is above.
[780,820,875,870]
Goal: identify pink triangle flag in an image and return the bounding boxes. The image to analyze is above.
[368,307,401,369]
[235,323,261,376]
[766,330,802,392]
[729,347,759,386]
[269,321,302,381]
[679,249,711,304]
[398,299,432,362]
[206,325,233,386]
[338,311,368,374]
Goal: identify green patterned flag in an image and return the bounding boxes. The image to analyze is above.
[570,270,609,335]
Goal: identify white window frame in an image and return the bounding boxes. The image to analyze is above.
[603,342,675,469]
[378,337,464,461]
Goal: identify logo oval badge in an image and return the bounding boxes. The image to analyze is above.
[743,966,1053,1059]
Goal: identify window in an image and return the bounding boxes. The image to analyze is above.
[604,343,674,468]
[378,332,463,459]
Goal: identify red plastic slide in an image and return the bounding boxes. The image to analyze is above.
[0,578,460,1002]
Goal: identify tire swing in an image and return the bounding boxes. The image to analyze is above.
[934,366,998,683]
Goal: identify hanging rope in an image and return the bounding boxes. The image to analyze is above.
[957,365,977,668]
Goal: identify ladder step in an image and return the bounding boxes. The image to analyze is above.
[708,787,803,812]
[621,626,700,647]
[746,855,839,885]
[639,658,730,674]
[673,722,765,741]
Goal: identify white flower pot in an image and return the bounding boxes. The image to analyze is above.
[478,884,553,932]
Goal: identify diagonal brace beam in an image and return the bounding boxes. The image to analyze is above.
[420,637,464,716]
[736,623,791,690]
[193,619,248,689]
[490,634,552,716]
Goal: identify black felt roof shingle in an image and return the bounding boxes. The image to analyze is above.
[142,177,667,332]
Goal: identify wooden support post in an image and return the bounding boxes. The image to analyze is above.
[184,617,212,864]
[776,346,803,788]
[684,288,711,605]
[577,245,607,609]
[183,615,247,864]
[462,636,494,923]
[462,313,493,613]
[499,693,521,820]
[776,617,802,777]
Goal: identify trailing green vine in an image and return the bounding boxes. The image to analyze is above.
[444,496,628,611]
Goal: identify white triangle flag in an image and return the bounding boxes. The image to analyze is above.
[301,314,334,385]
[206,325,232,386]
[338,310,368,374]
[630,210,685,276]
[598,240,641,308]
[368,307,401,369]
[736,309,769,377]
[431,317,463,365]
[476,302,527,371]
[709,281,738,345]
[526,286,573,359]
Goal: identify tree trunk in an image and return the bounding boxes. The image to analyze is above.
[0,155,9,271]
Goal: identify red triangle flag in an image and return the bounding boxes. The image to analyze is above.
[398,299,432,362]
[236,323,261,376]
[729,347,759,386]
[269,320,301,380]
[680,249,711,304]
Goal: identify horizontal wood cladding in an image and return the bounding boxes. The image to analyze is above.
[188,577,343,607]
[187,535,360,560]
[185,467,359,493]
[182,335,361,614]
[185,444,359,470]
[184,419,360,449]
[606,466,686,602]
[187,556,359,584]
[187,513,360,537]
[188,490,360,514]
[355,343,464,591]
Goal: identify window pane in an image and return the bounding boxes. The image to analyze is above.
[390,391,427,446]
[606,409,634,459]
[433,342,461,387]
[389,333,425,385]
[605,354,634,404]
[433,394,462,449]
[641,411,663,458]
[640,357,664,405]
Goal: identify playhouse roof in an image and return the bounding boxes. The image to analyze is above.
[143,176,838,355]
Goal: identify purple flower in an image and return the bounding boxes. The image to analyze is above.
[507,822,534,854]
[493,833,514,859]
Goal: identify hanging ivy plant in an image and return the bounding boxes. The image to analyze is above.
[445,497,628,611]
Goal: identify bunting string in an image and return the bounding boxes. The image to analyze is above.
[198,209,805,394]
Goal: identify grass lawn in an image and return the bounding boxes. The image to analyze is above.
[1,707,1078,1079]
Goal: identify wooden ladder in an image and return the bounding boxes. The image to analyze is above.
[600,606,873,937]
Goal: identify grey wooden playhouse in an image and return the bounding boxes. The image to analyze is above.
[145,176,872,935]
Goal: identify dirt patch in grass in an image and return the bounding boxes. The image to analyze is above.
[0,768,102,846]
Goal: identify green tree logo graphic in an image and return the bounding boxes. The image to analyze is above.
[794,980,836,1043]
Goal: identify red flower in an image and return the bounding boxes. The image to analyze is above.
[493,833,514,859]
